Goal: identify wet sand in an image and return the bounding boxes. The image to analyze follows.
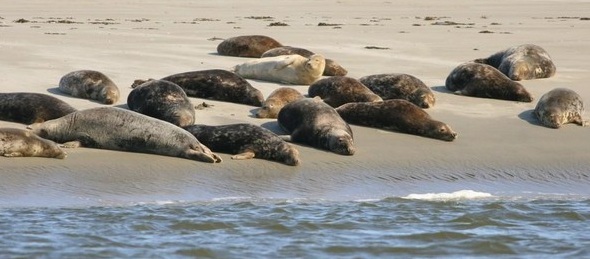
[1,0,589,207]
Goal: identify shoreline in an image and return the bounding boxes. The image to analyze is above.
[1,0,590,207]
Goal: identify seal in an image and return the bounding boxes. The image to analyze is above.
[473,44,556,81]
[308,76,383,108]
[183,123,300,166]
[217,35,283,58]
[261,46,348,76]
[133,69,264,107]
[58,70,120,104]
[232,54,326,85]
[0,127,66,159]
[336,99,458,141]
[445,62,534,102]
[359,73,436,108]
[256,87,304,119]
[128,79,195,127]
[27,107,222,163]
[277,97,355,155]
[533,88,588,128]
[0,92,77,124]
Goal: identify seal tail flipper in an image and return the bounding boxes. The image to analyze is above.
[231,151,255,160]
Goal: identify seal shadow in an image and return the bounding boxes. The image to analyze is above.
[46,86,114,105]
[431,85,453,94]
[248,107,260,118]
[518,109,544,126]
[114,103,130,110]
[260,121,288,135]
[46,86,70,97]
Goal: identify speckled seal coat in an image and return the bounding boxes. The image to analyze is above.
[0,92,77,124]
[336,99,458,141]
[133,69,264,107]
[278,97,355,155]
[28,107,222,163]
[445,62,533,102]
[256,87,304,119]
[533,88,587,128]
[128,79,195,127]
[473,44,556,81]
[308,76,383,108]
[58,70,120,104]
[261,46,348,76]
[232,54,326,85]
[359,73,436,108]
[183,123,300,166]
[217,35,283,58]
[0,128,66,159]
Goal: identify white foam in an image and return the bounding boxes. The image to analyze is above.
[402,190,493,201]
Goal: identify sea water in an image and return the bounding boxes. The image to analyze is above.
[1,189,589,258]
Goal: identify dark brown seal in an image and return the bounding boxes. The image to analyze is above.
[336,99,458,141]
[0,128,66,159]
[445,62,533,102]
[256,87,304,119]
[261,46,348,76]
[278,97,355,155]
[308,76,383,107]
[28,107,222,163]
[473,44,556,81]
[183,123,300,166]
[128,79,195,127]
[0,92,77,124]
[533,88,587,128]
[217,35,283,58]
[58,70,120,104]
[133,69,264,107]
[359,73,436,108]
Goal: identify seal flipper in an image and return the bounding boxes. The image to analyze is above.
[273,56,296,71]
[61,140,82,148]
[231,151,255,160]
[3,152,23,157]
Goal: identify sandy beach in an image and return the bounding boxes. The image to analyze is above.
[1,0,590,207]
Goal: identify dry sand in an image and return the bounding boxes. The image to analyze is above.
[1,0,589,207]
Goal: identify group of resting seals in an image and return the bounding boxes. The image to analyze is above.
[445,44,586,128]
[0,38,586,163]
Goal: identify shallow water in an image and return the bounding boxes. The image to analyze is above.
[1,192,589,258]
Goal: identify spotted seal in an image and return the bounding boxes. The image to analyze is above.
[261,46,348,76]
[445,62,533,102]
[256,87,304,119]
[0,92,77,124]
[533,88,587,128]
[359,73,436,108]
[232,54,326,85]
[133,69,264,107]
[308,76,383,107]
[473,44,556,81]
[336,99,458,141]
[58,70,120,104]
[27,107,222,163]
[183,123,300,166]
[0,128,66,159]
[277,97,355,155]
[128,79,195,127]
[217,35,283,58]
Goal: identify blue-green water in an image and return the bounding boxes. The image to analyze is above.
[1,195,589,258]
